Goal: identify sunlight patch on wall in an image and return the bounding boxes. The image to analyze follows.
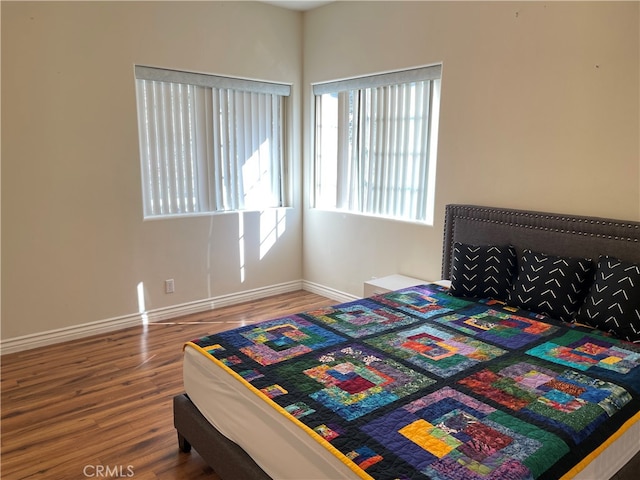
[260,209,286,259]
[239,213,246,283]
[137,282,149,325]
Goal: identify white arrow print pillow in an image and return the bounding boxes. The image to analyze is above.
[507,249,593,322]
[576,256,640,343]
[449,243,517,301]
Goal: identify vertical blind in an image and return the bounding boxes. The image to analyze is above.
[313,65,441,223]
[135,66,290,218]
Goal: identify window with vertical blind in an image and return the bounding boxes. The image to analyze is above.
[134,65,290,218]
[313,65,441,224]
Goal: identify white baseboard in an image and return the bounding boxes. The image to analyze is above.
[0,280,304,355]
[301,280,360,304]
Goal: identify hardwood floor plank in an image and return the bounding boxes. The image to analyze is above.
[0,290,335,480]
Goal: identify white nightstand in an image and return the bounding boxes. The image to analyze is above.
[363,274,426,297]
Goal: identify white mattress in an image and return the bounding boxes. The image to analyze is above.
[184,336,639,480]
[183,345,361,480]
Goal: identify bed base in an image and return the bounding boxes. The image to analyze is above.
[173,394,271,480]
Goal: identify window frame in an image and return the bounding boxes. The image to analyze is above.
[312,64,442,225]
[134,65,291,220]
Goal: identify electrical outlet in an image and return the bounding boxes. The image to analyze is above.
[165,279,175,294]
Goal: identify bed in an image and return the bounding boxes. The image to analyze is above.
[174,204,640,480]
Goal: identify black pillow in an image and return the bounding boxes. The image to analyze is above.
[507,249,593,322]
[576,256,640,343]
[449,243,517,301]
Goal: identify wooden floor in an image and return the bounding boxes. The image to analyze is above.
[0,290,335,480]
[3,289,639,480]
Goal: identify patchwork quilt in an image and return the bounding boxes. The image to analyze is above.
[185,284,640,480]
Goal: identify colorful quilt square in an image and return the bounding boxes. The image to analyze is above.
[366,323,506,377]
[304,299,424,337]
[261,384,288,399]
[526,330,640,392]
[399,418,462,458]
[458,360,632,442]
[198,316,346,366]
[346,446,383,470]
[432,305,559,348]
[239,369,264,382]
[285,402,315,418]
[361,387,569,479]
[220,355,242,366]
[314,424,342,441]
[374,284,473,320]
[277,344,436,421]
[203,344,225,355]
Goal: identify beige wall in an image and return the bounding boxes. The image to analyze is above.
[302,1,640,296]
[2,1,639,345]
[1,1,303,340]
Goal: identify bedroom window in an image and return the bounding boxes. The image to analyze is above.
[313,65,441,224]
[135,66,290,218]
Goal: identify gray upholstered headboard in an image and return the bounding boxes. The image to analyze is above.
[442,204,640,279]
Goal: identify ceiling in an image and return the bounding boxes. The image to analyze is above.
[260,1,334,11]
